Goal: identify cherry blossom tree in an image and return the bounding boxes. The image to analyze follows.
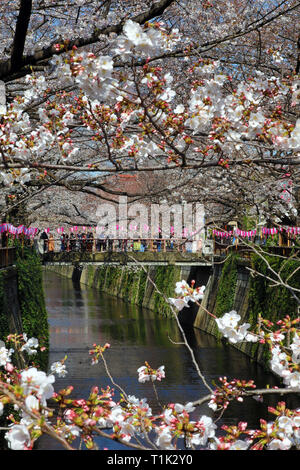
[0,0,300,452]
[0,0,298,227]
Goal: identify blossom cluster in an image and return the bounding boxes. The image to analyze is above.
[137,362,165,383]
[168,279,205,311]
[215,310,257,344]
[89,342,111,365]
[0,18,299,229]
[0,325,299,451]
[208,377,256,412]
[270,336,300,389]
[156,402,216,449]
[245,402,300,450]
[215,312,300,391]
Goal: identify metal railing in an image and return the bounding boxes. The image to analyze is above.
[0,247,16,268]
[213,241,299,258]
[42,237,203,254]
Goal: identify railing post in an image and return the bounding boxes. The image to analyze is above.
[0,247,16,268]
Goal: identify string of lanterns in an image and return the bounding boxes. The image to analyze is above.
[1,222,300,240]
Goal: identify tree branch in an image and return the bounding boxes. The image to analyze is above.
[0,0,175,82]
[11,0,33,72]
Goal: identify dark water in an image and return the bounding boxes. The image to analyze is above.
[38,270,284,450]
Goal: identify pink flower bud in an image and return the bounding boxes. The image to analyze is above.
[5,363,14,373]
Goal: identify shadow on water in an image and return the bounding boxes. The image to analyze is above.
[37,270,299,450]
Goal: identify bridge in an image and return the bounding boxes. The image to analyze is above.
[1,242,298,270]
[41,238,299,266]
[42,250,213,267]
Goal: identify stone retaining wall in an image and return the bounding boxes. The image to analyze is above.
[0,266,23,339]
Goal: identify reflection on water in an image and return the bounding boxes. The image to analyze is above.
[38,270,285,450]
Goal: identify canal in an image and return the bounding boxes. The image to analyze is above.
[38,269,283,450]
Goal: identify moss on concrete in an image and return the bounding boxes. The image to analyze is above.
[15,245,49,372]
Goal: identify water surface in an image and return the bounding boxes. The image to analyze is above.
[38,270,284,450]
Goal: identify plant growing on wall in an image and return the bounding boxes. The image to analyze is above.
[154,266,181,317]
[15,245,49,371]
[248,253,300,326]
[0,272,8,341]
[214,254,238,318]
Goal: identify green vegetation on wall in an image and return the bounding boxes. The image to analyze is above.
[214,254,238,317]
[15,245,49,371]
[248,253,300,326]
[0,247,49,446]
[119,268,139,304]
[138,269,148,306]
[94,264,181,317]
[153,266,181,317]
[95,265,145,305]
[0,271,10,341]
[0,269,13,447]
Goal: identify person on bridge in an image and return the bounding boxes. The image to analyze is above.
[133,239,141,252]
[81,233,87,251]
[76,232,82,251]
[97,231,106,251]
[40,230,49,254]
[87,232,93,252]
[48,233,55,252]
[70,233,76,251]
[122,238,128,252]
[107,234,113,252]
[65,234,70,252]
[60,233,66,252]
[155,238,161,252]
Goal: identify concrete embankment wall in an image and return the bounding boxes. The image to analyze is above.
[0,256,49,366]
[182,253,299,365]
[0,246,49,371]
[186,260,266,363]
[0,266,23,339]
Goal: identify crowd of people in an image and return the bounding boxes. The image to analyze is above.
[38,231,201,254]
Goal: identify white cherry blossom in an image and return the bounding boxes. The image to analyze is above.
[215,311,241,329]
[229,440,250,450]
[155,427,175,450]
[283,371,300,390]
[20,368,55,405]
[168,297,190,311]
[21,337,39,355]
[268,437,292,450]
[50,361,68,378]
[174,280,189,296]
[0,342,14,366]
[5,424,31,450]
